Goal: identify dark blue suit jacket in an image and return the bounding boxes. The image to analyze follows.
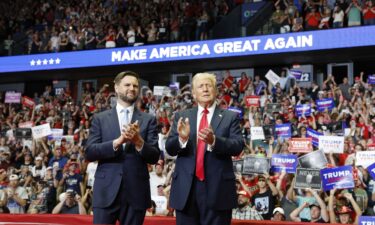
[85,107,160,210]
[165,106,244,211]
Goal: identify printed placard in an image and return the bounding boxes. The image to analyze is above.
[255,82,266,95]
[288,138,313,153]
[266,103,281,114]
[48,129,64,141]
[228,106,243,119]
[295,168,321,190]
[5,92,21,103]
[153,86,170,96]
[271,154,297,173]
[250,127,265,140]
[233,159,244,174]
[368,74,375,84]
[368,144,375,151]
[22,96,35,108]
[265,69,280,85]
[289,70,302,80]
[367,163,375,180]
[298,149,328,169]
[31,123,52,139]
[356,151,375,169]
[275,123,291,139]
[319,136,344,153]
[320,165,354,191]
[14,128,32,139]
[18,121,33,128]
[295,104,311,117]
[263,125,275,139]
[245,96,260,107]
[316,98,335,112]
[306,128,322,148]
[243,156,270,174]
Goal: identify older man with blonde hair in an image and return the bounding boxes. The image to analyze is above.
[166,72,244,225]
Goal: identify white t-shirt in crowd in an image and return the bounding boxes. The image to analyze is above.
[149,172,166,196]
[86,161,98,188]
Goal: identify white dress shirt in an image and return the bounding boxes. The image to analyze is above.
[116,103,134,130]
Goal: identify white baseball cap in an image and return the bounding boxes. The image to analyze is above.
[273,207,285,216]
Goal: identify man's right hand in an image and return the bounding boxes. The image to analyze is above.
[177,117,190,142]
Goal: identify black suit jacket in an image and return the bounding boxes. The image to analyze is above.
[165,106,244,211]
[85,107,160,210]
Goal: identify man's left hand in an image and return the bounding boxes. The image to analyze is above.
[198,127,215,145]
[124,121,144,150]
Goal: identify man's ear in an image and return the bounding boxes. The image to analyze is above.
[114,84,118,93]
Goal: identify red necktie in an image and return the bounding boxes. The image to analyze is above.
[196,108,208,181]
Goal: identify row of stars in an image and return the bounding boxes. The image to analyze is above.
[30,58,61,66]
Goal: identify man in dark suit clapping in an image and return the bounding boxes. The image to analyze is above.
[166,72,244,225]
[85,71,160,225]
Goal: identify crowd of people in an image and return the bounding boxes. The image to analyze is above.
[0,0,236,56]
[271,0,375,33]
[0,67,373,225]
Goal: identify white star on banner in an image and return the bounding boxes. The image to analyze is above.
[30,60,35,66]
[36,60,42,65]
[43,59,48,65]
[55,58,61,64]
[49,59,54,64]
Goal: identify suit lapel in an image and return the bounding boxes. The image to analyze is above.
[210,106,224,133]
[109,107,121,138]
[131,108,143,127]
[189,107,198,155]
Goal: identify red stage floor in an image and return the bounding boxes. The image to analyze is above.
[0,214,332,225]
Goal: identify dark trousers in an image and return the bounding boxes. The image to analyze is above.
[176,178,231,225]
[93,180,146,225]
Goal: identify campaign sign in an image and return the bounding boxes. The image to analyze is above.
[14,128,32,139]
[31,123,52,139]
[245,96,260,107]
[275,123,292,139]
[367,163,375,180]
[5,92,21,103]
[255,82,266,95]
[295,104,311,117]
[243,156,270,174]
[368,144,375,151]
[356,151,375,169]
[48,128,64,141]
[295,168,321,190]
[263,125,275,139]
[228,106,243,119]
[288,138,313,153]
[306,128,323,148]
[316,98,335,112]
[359,216,375,225]
[22,96,35,108]
[320,165,354,191]
[298,149,328,169]
[271,154,297,173]
[368,75,375,84]
[251,127,265,140]
[289,70,302,80]
[18,121,33,128]
[319,136,344,153]
[266,103,281,114]
[233,159,244,174]
[265,69,281,86]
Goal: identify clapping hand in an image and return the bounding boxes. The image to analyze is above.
[198,126,215,145]
[177,117,190,142]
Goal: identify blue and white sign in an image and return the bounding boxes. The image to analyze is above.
[367,163,375,180]
[289,70,303,80]
[271,154,298,173]
[296,104,311,117]
[255,82,266,95]
[228,106,243,119]
[275,123,292,139]
[358,216,375,225]
[1,26,375,73]
[306,128,323,148]
[368,75,375,85]
[321,165,354,191]
[316,98,335,112]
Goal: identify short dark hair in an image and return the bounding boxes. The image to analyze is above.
[113,71,140,85]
